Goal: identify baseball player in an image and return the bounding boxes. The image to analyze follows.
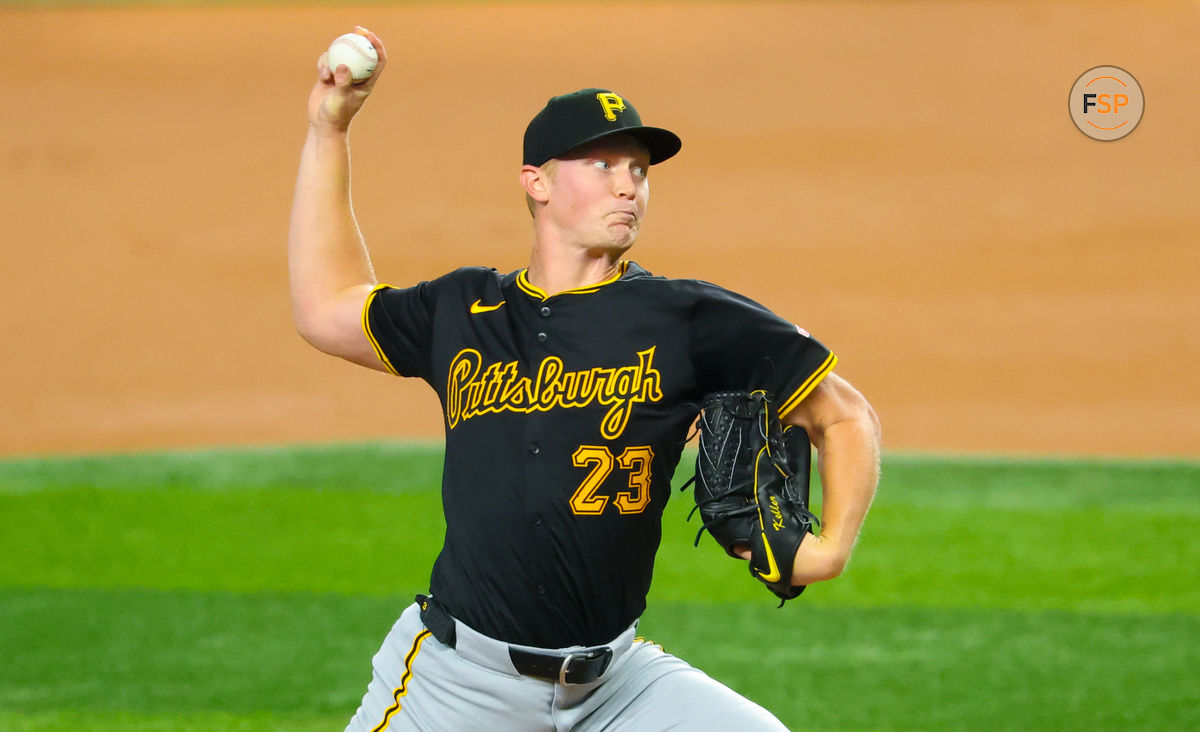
[290,28,881,731]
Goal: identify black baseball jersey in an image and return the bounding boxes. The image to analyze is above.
[364,261,836,647]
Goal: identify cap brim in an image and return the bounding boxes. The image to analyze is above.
[627,126,683,165]
[550,126,682,166]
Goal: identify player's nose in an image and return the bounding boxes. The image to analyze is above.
[611,167,637,199]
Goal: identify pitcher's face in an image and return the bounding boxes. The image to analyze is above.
[542,135,651,254]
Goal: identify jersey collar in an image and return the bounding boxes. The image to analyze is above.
[516,260,631,301]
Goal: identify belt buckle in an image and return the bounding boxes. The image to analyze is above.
[558,653,579,685]
[558,646,614,685]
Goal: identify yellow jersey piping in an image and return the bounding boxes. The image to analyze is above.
[779,352,837,418]
[362,283,400,376]
[515,261,630,301]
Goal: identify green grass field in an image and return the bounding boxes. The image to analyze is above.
[2,443,1197,730]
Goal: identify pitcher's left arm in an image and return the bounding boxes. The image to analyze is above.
[780,372,881,586]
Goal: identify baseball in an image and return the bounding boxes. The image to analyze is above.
[327,33,378,83]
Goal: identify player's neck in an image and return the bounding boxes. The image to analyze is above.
[525,245,624,297]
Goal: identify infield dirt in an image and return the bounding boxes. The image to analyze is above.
[2,2,1197,457]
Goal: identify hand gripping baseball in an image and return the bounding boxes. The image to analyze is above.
[308,27,388,133]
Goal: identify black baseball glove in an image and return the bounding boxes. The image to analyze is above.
[682,391,818,604]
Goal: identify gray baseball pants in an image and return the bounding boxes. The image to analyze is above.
[344,600,787,731]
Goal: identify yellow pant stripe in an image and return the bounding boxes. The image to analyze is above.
[370,629,432,732]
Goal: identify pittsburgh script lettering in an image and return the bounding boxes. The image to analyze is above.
[445,347,663,439]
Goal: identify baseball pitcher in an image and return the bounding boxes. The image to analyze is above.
[290,27,881,731]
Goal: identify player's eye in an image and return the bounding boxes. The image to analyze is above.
[592,160,611,171]
[632,165,648,179]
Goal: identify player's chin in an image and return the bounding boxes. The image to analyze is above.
[606,223,640,250]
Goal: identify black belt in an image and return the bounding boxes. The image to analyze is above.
[417,595,614,685]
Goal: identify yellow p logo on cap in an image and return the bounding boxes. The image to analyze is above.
[596,93,627,121]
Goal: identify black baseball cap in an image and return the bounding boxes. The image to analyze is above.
[522,88,682,167]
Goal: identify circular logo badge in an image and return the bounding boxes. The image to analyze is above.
[1069,66,1144,141]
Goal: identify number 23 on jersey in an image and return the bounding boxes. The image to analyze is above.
[570,445,655,515]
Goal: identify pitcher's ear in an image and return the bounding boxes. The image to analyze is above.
[520,165,551,203]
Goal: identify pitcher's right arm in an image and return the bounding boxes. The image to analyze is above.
[287,27,390,371]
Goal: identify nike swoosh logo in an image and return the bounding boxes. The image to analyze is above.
[469,299,506,314]
[755,531,783,583]
[753,443,783,583]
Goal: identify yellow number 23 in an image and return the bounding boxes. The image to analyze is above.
[570,445,655,515]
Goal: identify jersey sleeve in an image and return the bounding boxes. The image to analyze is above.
[689,285,837,418]
[362,280,439,380]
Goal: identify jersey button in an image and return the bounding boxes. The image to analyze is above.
[536,332,548,343]
[536,584,547,595]
[527,442,540,456]
[532,514,544,527]
[540,306,551,317]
